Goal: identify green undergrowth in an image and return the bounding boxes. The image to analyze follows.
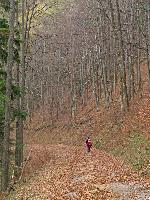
[95,131,150,174]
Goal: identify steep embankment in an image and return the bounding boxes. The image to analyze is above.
[9,145,150,200]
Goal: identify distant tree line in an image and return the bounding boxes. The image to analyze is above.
[27,0,150,124]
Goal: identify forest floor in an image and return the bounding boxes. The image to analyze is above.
[9,144,150,200]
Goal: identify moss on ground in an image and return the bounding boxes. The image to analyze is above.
[95,131,150,174]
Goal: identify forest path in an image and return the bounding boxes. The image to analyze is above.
[9,145,150,200]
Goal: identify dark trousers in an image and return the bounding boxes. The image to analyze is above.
[87,145,91,152]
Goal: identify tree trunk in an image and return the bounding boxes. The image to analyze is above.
[116,0,129,110]
[15,0,26,179]
[1,0,15,191]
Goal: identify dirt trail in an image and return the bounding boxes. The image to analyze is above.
[9,145,150,200]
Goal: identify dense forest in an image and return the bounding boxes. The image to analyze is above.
[0,0,149,198]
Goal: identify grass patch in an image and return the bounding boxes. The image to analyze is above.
[95,131,150,174]
[112,131,150,172]
[94,138,105,149]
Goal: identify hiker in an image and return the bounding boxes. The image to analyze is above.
[86,137,92,152]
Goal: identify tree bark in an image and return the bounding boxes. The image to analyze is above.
[15,0,26,179]
[116,0,129,110]
[1,0,16,191]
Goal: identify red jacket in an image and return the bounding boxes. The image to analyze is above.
[86,138,92,147]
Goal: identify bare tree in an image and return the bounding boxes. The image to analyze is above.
[1,0,16,191]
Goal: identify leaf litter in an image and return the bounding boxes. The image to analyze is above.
[9,145,150,200]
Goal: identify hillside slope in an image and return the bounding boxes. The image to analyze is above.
[24,62,150,172]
